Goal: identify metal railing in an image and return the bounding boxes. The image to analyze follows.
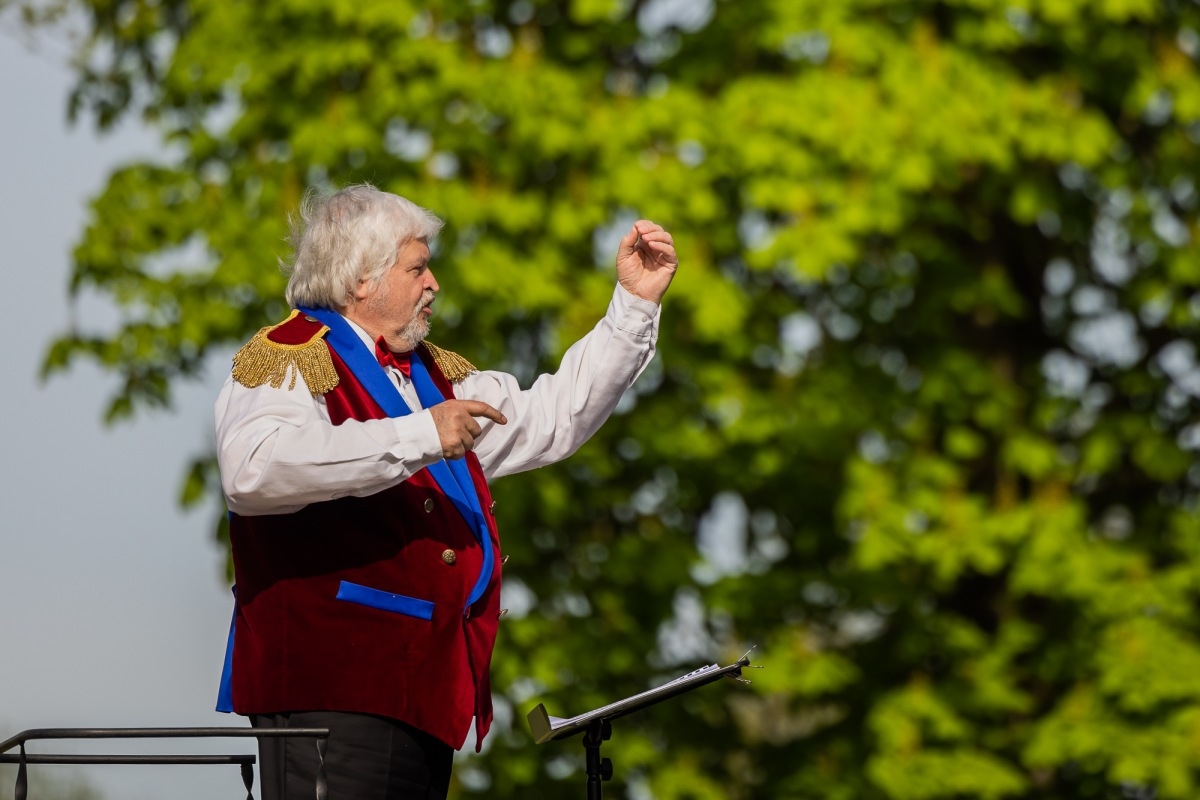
[0,727,330,800]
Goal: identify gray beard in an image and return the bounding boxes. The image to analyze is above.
[399,313,430,350]
[366,285,435,351]
[396,291,435,350]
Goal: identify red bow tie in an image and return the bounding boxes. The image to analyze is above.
[375,337,412,377]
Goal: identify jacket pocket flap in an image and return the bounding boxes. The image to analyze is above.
[336,581,434,620]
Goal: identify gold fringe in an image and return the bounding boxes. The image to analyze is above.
[231,312,339,395]
[425,341,478,383]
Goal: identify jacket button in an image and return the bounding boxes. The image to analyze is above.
[489,501,496,514]
[303,315,318,323]
[501,554,510,565]
[498,608,509,618]
[424,498,434,513]
[441,549,456,565]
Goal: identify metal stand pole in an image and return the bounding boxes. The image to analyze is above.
[582,720,612,800]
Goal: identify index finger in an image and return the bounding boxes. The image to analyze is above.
[460,400,508,425]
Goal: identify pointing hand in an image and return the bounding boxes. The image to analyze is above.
[429,400,507,459]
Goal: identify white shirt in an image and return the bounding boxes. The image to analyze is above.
[215,284,660,516]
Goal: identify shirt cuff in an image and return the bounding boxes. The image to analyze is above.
[612,283,661,339]
[390,409,444,464]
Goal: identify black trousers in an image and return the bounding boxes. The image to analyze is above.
[251,711,454,800]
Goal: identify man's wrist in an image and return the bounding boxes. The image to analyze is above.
[391,409,446,466]
[615,281,660,310]
[613,283,661,338]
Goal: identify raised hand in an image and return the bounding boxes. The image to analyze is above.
[429,400,507,459]
[615,220,678,305]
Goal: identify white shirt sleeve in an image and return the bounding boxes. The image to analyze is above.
[215,369,445,516]
[214,284,660,515]
[466,284,660,478]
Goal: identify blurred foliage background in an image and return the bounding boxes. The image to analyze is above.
[6,0,1200,796]
[0,763,102,800]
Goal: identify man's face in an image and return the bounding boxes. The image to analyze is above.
[358,237,439,351]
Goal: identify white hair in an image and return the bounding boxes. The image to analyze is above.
[282,183,443,309]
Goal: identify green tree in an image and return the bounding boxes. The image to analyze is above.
[9,0,1200,796]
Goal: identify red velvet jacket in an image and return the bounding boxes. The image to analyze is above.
[227,314,502,751]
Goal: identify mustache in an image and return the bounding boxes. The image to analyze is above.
[418,290,436,309]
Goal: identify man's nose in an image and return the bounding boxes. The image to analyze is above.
[426,269,440,293]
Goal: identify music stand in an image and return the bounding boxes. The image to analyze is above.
[526,649,759,799]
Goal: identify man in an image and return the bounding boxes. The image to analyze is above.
[213,184,677,799]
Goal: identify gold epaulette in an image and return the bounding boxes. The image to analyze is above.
[231,310,339,395]
[424,341,478,383]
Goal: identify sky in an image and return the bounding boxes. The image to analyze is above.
[0,25,254,800]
